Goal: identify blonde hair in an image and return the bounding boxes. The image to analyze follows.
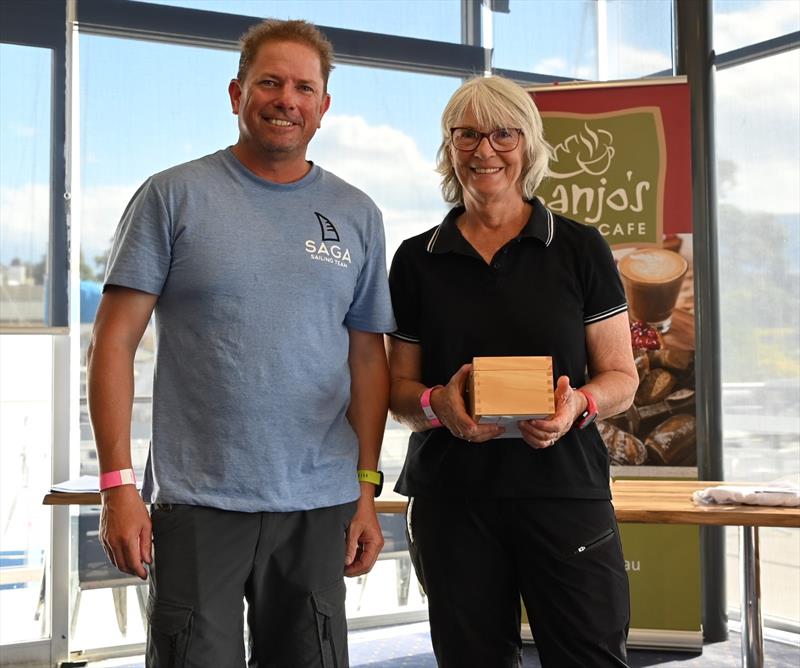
[436,75,553,204]
[237,19,334,91]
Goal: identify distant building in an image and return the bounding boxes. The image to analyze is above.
[0,284,45,324]
[1,264,28,286]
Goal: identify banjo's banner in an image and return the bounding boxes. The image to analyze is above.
[530,78,696,473]
[530,79,692,247]
[529,79,702,649]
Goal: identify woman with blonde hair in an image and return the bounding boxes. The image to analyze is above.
[387,75,638,667]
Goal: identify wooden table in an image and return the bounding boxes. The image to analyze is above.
[42,490,410,514]
[611,479,799,668]
[45,479,799,668]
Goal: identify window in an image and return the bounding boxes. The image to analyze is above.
[715,48,800,629]
[492,0,599,78]
[0,336,52,644]
[493,0,675,81]
[0,41,55,650]
[602,0,674,79]
[0,44,52,327]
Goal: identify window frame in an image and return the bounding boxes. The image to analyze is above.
[0,2,71,665]
[0,1,68,331]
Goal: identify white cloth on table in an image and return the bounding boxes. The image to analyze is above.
[692,483,800,507]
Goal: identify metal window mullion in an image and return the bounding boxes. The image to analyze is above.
[715,31,800,71]
[675,0,727,645]
[77,0,485,78]
[597,0,608,82]
[491,67,576,85]
[1,0,69,329]
[462,0,481,47]
[0,0,63,46]
[49,39,68,328]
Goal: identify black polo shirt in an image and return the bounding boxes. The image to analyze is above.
[388,198,627,499]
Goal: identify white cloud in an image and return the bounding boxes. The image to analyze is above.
[80,185,140,265]
[13,124,37,138]
[607,44,671,79]
[714,2,800,213]
[382,205,448,261]
[715,50,799,214]
[717,156,800,215]
[310,114,448,251]
[715,1,800,53]
[311,114,443,208]
[531,57,596,81]
[0,183,50,264]
[0,182,135,267]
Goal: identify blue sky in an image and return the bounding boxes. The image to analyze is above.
[76,34,456,188]
[0,44,51,189]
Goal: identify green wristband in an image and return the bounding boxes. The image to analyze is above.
[357,469,384,497]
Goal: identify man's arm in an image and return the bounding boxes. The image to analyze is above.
[87,285,159,579]
[343,328,389,577]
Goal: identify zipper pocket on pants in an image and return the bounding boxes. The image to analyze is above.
[573,527,615,556]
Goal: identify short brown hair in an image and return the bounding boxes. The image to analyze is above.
[237,19,334,89]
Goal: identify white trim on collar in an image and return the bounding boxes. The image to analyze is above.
[427,204,554,253]
[426,224,443,253]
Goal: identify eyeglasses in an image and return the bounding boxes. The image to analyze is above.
[450,127,523,152]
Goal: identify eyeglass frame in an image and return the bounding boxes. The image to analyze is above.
[449,127,524,152]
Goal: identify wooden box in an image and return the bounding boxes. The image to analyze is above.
[468,356,555,437]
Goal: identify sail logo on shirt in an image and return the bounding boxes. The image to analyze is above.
[305,212,352,268]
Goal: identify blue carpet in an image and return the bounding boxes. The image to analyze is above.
[349,623,437,667]
[88,622,799,667]
[347,622,799,668]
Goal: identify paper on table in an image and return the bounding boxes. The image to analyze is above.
[692,483,800,508]
[51,475,100,493]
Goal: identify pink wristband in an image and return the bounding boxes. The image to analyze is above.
[420,386,443,428]
[99,468,137,491]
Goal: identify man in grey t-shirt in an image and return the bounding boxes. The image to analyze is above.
[88,19,394,666]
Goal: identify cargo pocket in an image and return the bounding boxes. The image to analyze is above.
[311,580,347,668]
[146,599,193,668]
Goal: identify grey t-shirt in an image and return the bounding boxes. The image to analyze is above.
[105,148,396,511]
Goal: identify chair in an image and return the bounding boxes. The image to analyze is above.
[71,510,148,638]
[0,549,44,591]
[0,548,46,634]
[355,512,424,610]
